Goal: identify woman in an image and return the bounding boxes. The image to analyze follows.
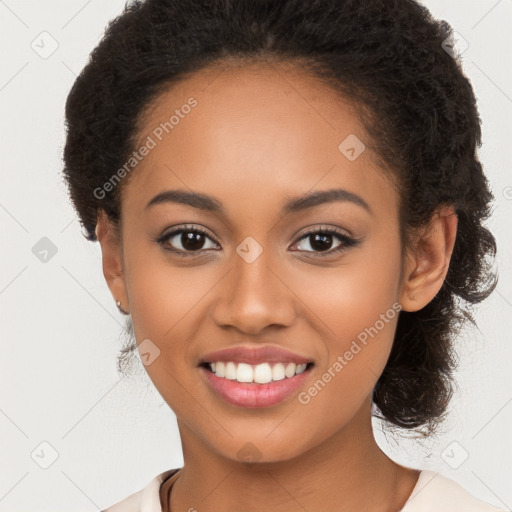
[62,0,505,510]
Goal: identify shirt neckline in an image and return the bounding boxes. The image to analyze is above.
[153,467,426,512]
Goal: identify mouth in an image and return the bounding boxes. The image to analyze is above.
[198,361,315,384]
[197,345,315,408]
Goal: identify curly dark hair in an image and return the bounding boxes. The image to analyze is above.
[61,0,497,436]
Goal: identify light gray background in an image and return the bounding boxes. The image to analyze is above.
[1,1,511,510]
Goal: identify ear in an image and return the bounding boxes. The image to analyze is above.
[95,209,129,314]
[399,205,458,312]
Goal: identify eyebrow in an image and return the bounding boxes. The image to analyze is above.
[145,188,372,215]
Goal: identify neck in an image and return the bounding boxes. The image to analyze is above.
[163,398,420,512]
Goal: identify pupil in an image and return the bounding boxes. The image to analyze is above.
[310,233,332,252]
[182,231,204,251]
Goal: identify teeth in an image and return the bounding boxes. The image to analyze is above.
[207,361,310,383]
[237,363,255,383]
[225,362,237,380]
[254,363,272,383]
[272,363,286,381]
[215,361,225,377]
[296,363,307,374]
[285,362,296,378]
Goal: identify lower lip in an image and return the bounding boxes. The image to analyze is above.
[199,365,313,408]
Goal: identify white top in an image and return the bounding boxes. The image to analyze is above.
[102,468,508,512]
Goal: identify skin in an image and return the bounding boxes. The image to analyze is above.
[96,60,458,511]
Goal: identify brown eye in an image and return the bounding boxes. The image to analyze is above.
[303,232,336,252]
[180,231,207,251]
[157,226,220,255]
[291,227,360,256]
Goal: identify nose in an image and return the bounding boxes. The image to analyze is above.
[212,247,296,335]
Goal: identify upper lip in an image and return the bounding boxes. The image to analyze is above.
[199,345,313,366]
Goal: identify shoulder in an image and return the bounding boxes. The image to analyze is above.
[101,468,181,512]
[401,469,508,512]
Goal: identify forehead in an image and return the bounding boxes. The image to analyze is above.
[122,60,397,219]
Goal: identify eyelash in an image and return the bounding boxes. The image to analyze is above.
[155,224,360,258]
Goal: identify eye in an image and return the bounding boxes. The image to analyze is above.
[290,226,360,256]
[155,225,220,256]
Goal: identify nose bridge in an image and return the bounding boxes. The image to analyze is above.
[213,237,295,332]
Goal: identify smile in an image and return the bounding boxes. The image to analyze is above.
[204,361,311,383]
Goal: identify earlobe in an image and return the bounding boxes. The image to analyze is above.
[95,210,129,313]
[399,205,458,312]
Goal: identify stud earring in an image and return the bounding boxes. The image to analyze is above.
[116,300,129,315]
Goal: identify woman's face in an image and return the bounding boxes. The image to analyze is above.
[111,62,409,462]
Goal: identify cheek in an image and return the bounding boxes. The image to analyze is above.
[123,256,216,413]
[123,229,205,323]
[126,260,216,351]
[123,242,227,394]
[291,302,399,441]
[295,234,402,339]
[292,239,402,399]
